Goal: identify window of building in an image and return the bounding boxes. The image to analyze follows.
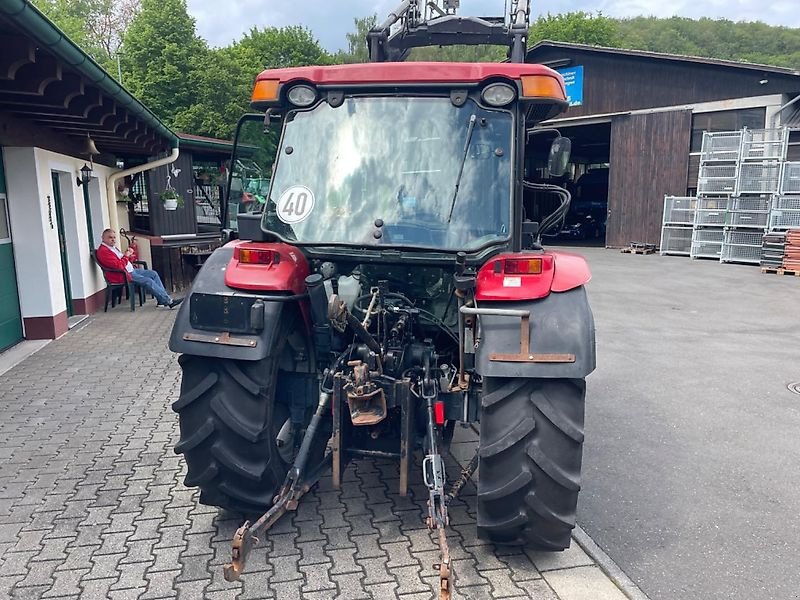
[690,108,766,152]
[129,172,151,233]
[192,160,224,234]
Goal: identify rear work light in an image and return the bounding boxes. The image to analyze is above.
[234,247,278,265]
[504,258,543,275]
[481,82,516,107]
[287,84,317,107]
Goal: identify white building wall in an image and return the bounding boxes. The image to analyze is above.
[4,146,63,319]
[5,146,118,321]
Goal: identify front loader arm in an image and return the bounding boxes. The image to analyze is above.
[367,0,530,63]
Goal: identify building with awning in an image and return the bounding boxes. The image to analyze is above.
[0,0,182,349]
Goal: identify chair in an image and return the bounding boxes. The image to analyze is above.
[93,254,147,311]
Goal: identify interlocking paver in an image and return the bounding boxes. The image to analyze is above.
[12,558,60,587]
[55,543,99,571]
[41,567,90,597]
[140,569,181,600]
[11,584,51,599]
[110,561,151,590]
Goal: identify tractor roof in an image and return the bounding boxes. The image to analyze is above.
[254,62,565,94]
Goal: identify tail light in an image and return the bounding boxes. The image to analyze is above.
[477,253,556,301]
[434,401,445,426]
[503,258,543,275]
[234,247,279,265]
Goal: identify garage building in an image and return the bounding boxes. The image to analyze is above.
[527,41,800,247]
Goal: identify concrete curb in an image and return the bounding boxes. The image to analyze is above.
[0,339,50,378]
[572,525,651,600]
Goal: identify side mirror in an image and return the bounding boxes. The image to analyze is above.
[522,220,540,249]
[547,136,571,177]
[221,228,236,244]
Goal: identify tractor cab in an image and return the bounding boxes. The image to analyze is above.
[223,63,572,259]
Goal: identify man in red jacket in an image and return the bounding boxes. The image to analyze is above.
[96,229,182,308]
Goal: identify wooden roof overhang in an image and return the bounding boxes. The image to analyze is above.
[0,0,178,158]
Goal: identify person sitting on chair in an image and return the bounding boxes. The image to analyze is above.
[96,229,182,308]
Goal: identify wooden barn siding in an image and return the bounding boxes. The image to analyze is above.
[147,152,197,236]
[606,110,692,247]
[529,49,799,118]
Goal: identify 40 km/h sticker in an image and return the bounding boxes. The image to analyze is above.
[276,185,315,224]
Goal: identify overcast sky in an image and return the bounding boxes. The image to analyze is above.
[186,0,800,51]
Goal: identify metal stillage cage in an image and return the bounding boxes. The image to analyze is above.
[662,196,696,225]
[780,162,800,195]
[660,226,693,255]
[740,128,789,162]
[700,131,743,162]
[737,162,782,195]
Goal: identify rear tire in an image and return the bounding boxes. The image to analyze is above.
[477,378,585,550]
[172,319,302,515]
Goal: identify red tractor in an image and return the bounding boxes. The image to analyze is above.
[169,2,595,597]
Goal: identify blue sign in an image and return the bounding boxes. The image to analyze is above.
[556,65,584,107]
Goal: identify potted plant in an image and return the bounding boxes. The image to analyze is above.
[160,188,184,211]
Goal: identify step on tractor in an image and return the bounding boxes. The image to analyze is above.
[169,1,596,597]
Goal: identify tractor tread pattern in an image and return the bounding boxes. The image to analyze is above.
[533,392,585,443]
[476,509,528,530]
[478,417,535,457]
[173,418,214,454]
[222,360,261,396]
[173,350,287,515]
[477,378,585,550]
[481,378,528,408]
[477,469,532,502]
[210,396,263,443]
[185,462,219,487]
[171,371,218,411]
[212,442,267,481]
[527,442,581,491]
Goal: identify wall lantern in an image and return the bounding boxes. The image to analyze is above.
[76,163,93,187]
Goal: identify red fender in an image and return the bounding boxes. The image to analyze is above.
[475,250,591,301]
[550,250,592,292]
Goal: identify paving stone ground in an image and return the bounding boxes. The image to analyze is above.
[0,305,628,600]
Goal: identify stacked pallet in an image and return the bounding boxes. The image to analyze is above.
[784,229,800,272]
[760,231,786,268]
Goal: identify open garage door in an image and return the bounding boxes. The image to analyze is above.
[606,110,692,248]
[538,120,611,246]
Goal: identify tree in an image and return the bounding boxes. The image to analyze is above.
[174,26,330,142]
[34,0,139,70]
[232,26,332,71]
[119,0,207,127]
[529,11,621,47]
[335,15,376,63]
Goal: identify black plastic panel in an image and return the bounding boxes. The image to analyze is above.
[190,293,260,334]
[475,286,596,379]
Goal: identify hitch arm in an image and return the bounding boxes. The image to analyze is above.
[223,389,333,581]
[421,378,452,600]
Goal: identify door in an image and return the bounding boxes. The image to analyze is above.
[606,110,692,247]
[0,149,23,351]
[51,172,73,317]
[0,192,23,351]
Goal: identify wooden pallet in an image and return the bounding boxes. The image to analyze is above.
[761,267,800,276]
[620,247,656,255]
